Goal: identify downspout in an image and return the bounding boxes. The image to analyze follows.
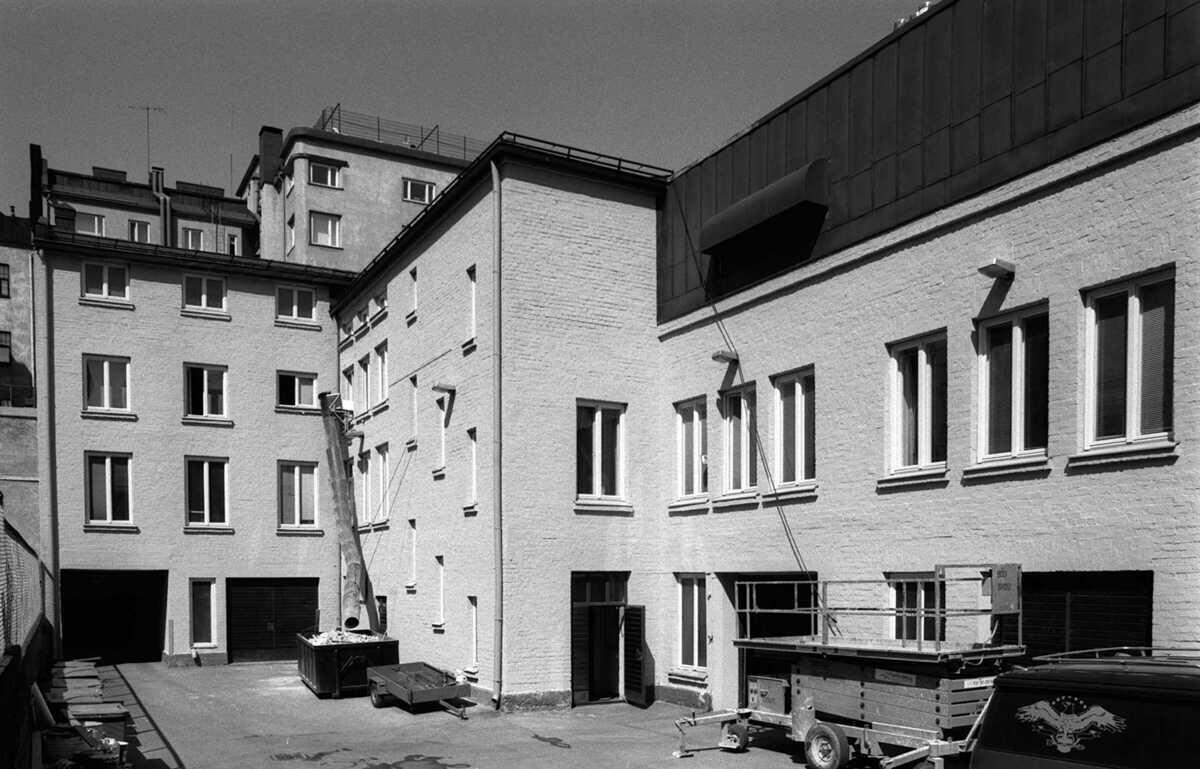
[490,160,504,708]
[38,251,61,654]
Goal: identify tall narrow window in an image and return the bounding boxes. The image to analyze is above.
[128,220,149,243]
[341,366,354,410]
[980,310,1049,458]
[679,574,707,668]
[466,265,477,341]
[774,371,816,483]
[0,263,9,298]
[409,376,419,439]
[186,457,227,525]
[375,443,389,521]
[407,519,417,587]
[358,451,372,523]
[227,233,239,255]
[182,227,204,250]
[890,336,947,471]
[1086,274,1174,446]
[0,331,10,365]
[435,555,445,626]
[722,388,757,492]
[86,453,131,522]
[190,580,214,646]
[467,428,477,507]
[576,401,625,499]
[409,267,418,316]
[278,462,317,527]
[374,342,388,405]
[676,399,707,497]
[436,397,448,470]
[356,356,369,411]
[184,365,226,418]
[468,595,479,669]
[83,355,129,411]
[287,216,295,250]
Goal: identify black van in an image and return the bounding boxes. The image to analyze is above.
[970,648,1200,769]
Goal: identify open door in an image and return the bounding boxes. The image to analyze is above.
[571,604,590,705]
[623,605,651,707]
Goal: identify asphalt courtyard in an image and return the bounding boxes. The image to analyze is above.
[115,661,809,769]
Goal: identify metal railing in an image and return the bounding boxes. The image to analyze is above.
[316,104,489,162]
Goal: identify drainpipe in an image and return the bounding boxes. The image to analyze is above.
[38,251,62,655]
[490,160,504,709]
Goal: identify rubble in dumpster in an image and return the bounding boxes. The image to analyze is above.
[305,630,390,646]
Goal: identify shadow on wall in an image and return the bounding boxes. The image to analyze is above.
[0,361,35,407]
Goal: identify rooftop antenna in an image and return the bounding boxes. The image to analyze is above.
[126,104,167,178]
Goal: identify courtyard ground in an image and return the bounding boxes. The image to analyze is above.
[114,661,807,769]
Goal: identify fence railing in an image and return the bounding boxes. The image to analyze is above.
[316,105,489,162]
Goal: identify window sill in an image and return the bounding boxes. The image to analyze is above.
[431,623,445,634]
[275,405,320,415]
[432,466,446,480]
[876,465,949,491]
[369,308,388,326]
[463,665,479,677]
[462,503,478,516]
[357,519,389,533]
[353,324,370,340]
[83,523,139,533]
[574,498,634,516]
[405,309,418,326]
[180,307,231,322]
[79,296,134,311]
[761,481,819,503]
[1066,439,1178,471]
[309,242,344,251]
[274,318,321,331]
[667,497,710,516]
[191,642,218,649]
[962,454,1050,481]
[405,437,418,451]
[667,666,709,686]
[183,525,234,535]
[181,416,234,428]
[461,337,477,355]
[711,491,760,511]
[276,527,324,536]
[338,336,353,351]
[80,409,138,422]
[368,401,389,417]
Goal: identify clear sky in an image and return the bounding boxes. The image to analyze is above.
[1,0,920,215]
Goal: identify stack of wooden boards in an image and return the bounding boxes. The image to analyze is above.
[36,658,130,768]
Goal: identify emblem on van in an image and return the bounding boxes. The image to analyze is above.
[1016,696,1126,753]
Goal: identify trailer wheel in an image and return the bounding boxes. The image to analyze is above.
[803,723,849,769]
[369,682,390,708]
[719,721,749,752]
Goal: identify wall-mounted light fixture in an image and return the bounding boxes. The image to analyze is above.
[978,258,1015,280]
[712,350,739,364]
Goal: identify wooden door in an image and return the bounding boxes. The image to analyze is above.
[623,605,650,707]
[571,604,589,704]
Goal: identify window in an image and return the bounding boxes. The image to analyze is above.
[183,227,204,250]
[276,286,315,321]
[309,212,340,247]
[128,220,149,243]
[403,178,436,204]
[374,342,388,406]
[355,306,368,330]
[278,462,317,527]
[82,263,128,300]
[83,355,129,411]
[227,233,239,255]
[466,265,477,340]
[356,356,369,411]
[287,216,296,250]
[979,310,1049,458]
[358,451,372,523]
[890,576,946,643]
[407,519,417,586]
[341,366,354,410]
[435,555,445,626]
[184,365,226,418]
[409,376,419,438]
[285,174,294,196]
[0,264,9,298]
[409,268,418,315]
[375,443,390,521]
[722,388,757,492]
[0,331,10,364]
[309,161,341,188]
[468,595,479,669]
[774,371,816,483]
[890,336,947,471]
[436,397,448,469]
[86,453,130,523]
[76,212,105,236]
[676,400,708,497]
[183,275,225,311]
[190,580,214,645]
[186,458,227,525]
[1085,274,1174,447]
[467,428,477,507]
[277,372,316,408]
[679,575,707,668]
[576,401,625,498]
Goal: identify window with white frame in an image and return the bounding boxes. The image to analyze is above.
[190,579,215,646]
[76,212,105,236]
[889,574,946,643]
[1085,273,1174,447]
[276,285,315,321]
[979,309,1049,458]
[468,595,479,669]
[86,453,130,523]
[278,462,317,527]
[436,396,448,469]
[407,519,417,586]
[309,211,340,247]
[678,574,707,668]
[676,399,707,497]
[309,161,341,188]
[184,364,226,418]
[403,178,435,204]
[356,356,369,410]
[183,275,225,311]
[722,388,757,492]
[183,227,204,250]
[435,555,445,625]
[287,215,296,250]
[277,371,316,408]
[186,457,227,525]
[227,233,239,255]
[409,376,419,438]
[82,263,128,300]
[374,342,388,406]
[128,220,149,243]
[83,355,129,411]
[774,371,816,484]
[890,335,947,471]
[341,366,354,410]
[375,443,389,521]
[357,451,372,523]
[467,428,477,507]
[409,267,418,314]
[466,265,477,340]
[576,401,625,499]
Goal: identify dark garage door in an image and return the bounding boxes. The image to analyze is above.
[61,570,167,664]
[227,578,319,662]
[1003,571,1153,659]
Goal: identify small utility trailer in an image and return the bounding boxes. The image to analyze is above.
[366,662,472,719]
[674,564,1024,768]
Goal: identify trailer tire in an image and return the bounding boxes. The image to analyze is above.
[369,682,390,708]
[803,723,849,769]
[720,721,749,752]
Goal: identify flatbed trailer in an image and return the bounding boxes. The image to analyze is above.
[674,564,1024,768]
[366,662,472,719]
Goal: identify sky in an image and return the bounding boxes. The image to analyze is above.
[1,0,921,215]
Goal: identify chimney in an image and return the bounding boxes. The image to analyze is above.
[149,167,170,245]
[259,126,283,184]
[150,166,165,192]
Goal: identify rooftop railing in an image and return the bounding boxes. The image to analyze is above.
[316,104,489,162]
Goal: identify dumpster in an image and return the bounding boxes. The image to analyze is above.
[297,631,399,698]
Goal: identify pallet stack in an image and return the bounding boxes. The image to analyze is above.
[36,658,130,768]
